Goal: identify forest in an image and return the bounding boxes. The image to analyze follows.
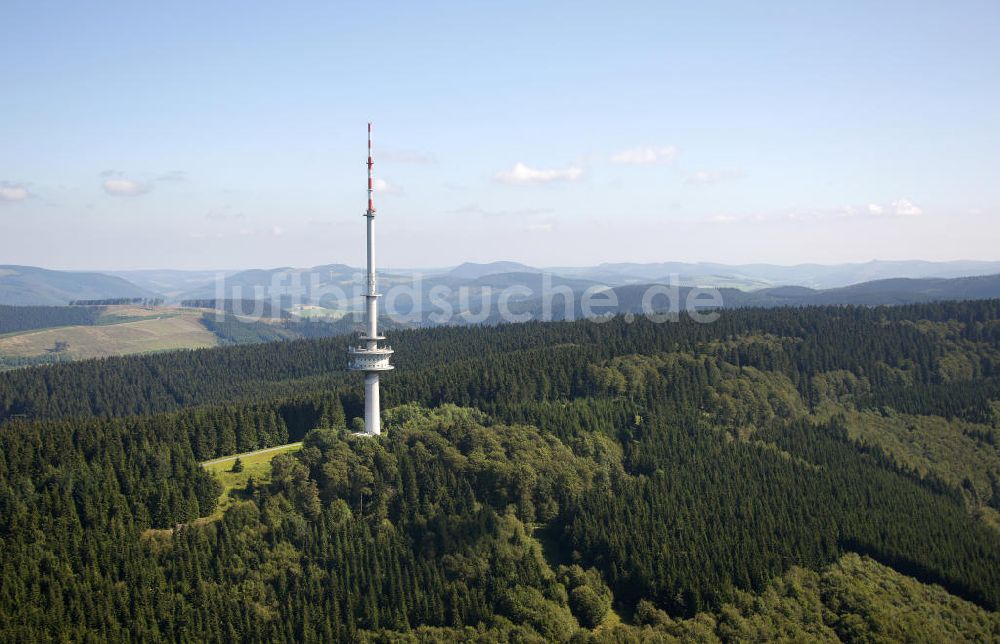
[0,304,107,335]
[1,300,999,641]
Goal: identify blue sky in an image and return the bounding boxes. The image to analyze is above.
[2,1,998,270]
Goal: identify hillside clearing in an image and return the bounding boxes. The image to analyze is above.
[0,312,218,360]
[201,442,304,521]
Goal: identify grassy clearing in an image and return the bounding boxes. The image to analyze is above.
[0,312,218,360]
[201,443,304,521]
[0,325,76,340]
[289,305,345,320]
[97,306,183,325]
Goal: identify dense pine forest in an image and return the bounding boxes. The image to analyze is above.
[1,300,999,641]
[0,304,107,335]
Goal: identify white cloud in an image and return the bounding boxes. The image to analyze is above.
[857,199,922,218]
[103,178,150,196]
[890,198,922,216]
[684,169,744,185]
[495,162,584,185]
[710,199,924,225]
[0,183,29,203]
[98,169,183,196]
[271,225,285,237]
[525,222,553,232]
[610,146,677,165]
[373,178,399,194]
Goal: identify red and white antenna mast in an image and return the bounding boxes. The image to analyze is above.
[367,122,375,215]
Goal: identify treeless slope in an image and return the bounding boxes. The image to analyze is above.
[0,313,218,360]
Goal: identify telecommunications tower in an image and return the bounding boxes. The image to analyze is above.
[347,123,393,436]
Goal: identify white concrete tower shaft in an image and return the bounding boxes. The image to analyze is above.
[347,122,393,436]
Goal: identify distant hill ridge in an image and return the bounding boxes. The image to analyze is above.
[583,259,1000,289]
[445,261,539,280]
[0,265,154,306]
[698,273,1000,308]
[4,260,1000,307]
[507,273,1000,320]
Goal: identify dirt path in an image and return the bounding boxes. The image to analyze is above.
[200,442,304,467]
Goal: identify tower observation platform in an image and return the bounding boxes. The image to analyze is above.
[347,345,394,371]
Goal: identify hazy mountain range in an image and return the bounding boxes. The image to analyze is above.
[4,260,1000,308]
[556,259,1000,290]
[521,273,1000,321]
